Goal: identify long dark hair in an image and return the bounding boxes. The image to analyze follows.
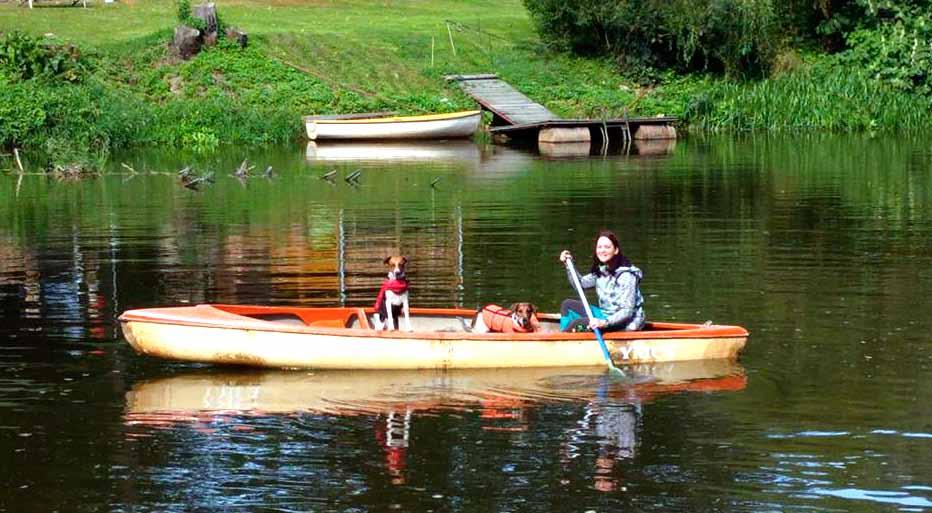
[590,230,631,275]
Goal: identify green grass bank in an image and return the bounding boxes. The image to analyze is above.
[2,0,930,169]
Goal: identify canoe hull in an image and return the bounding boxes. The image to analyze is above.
[306,110,481,140]
[120,305,748,370]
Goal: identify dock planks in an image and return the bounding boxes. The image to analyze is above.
[446,74,557,126]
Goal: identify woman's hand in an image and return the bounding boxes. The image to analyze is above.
[559,250,572,263]
[588,318,607,330]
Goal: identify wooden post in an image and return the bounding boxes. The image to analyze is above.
[446,22,457,56]
[431,36,435,67]
[28,0,33,8]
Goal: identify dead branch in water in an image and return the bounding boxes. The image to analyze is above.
[13,148,25,174]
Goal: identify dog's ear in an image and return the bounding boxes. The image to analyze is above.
[528,304,537,315]
[401,256,408,266]
[383,256,392,265]
[508,303,518,313]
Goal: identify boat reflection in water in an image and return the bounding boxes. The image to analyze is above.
[124,359,745,487]
[305,140,482,164]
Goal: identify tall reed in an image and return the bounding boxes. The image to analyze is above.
[685,63,932,132]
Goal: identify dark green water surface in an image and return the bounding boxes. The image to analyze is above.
[1,135,930,512]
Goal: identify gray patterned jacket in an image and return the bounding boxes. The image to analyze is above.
[567,263,646,331]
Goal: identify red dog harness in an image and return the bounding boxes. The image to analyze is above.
[481,304,540,333]
[374,279,409,311]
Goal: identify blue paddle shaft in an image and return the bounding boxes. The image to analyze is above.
[564,257,615,366]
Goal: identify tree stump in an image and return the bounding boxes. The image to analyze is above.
[171,25,202,60]
[194,3,219,46]
[225,27,248,49]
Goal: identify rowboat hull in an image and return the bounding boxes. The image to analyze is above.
[305,110,481,140]
[119,305,748,370]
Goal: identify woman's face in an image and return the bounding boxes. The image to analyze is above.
[595,236,619,264]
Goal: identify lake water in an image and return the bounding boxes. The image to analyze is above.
[1,134,930,512]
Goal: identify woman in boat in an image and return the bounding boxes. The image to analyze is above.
[558,230,645,332]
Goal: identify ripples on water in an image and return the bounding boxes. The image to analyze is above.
[1,135,930,512]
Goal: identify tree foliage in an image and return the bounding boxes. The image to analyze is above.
[524,0,932,95]
[523,0,778,78]
[839,1,932,95]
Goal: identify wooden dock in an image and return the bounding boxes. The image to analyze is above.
[445,74,557,127]
[446,74,677,148]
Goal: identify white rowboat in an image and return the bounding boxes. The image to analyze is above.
[305,110,481,140]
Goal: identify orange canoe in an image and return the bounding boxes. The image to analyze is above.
[119,304,748,370]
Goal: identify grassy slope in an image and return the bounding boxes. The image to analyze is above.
[6,0,925,147]
[0,0,678,120]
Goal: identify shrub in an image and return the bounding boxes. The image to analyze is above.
[0,31,87,83]
[839,2,932,96]
[0,81,49,148]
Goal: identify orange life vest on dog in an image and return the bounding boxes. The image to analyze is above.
[481,304,540,333]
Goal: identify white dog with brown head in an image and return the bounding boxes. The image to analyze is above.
[373,255,411,331]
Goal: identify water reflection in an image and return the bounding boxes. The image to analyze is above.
[2,133,931,512]
[632,137,676,156]
[538,141,592,159]
[306,140,482,164]
[124,360,746,420]
[0,233,114,341]
[124,361,746,492]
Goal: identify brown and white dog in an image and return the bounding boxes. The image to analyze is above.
[471,303,540,333]
[373,256,411,331]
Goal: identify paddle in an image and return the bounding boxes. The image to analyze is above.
[564,256,625,375]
